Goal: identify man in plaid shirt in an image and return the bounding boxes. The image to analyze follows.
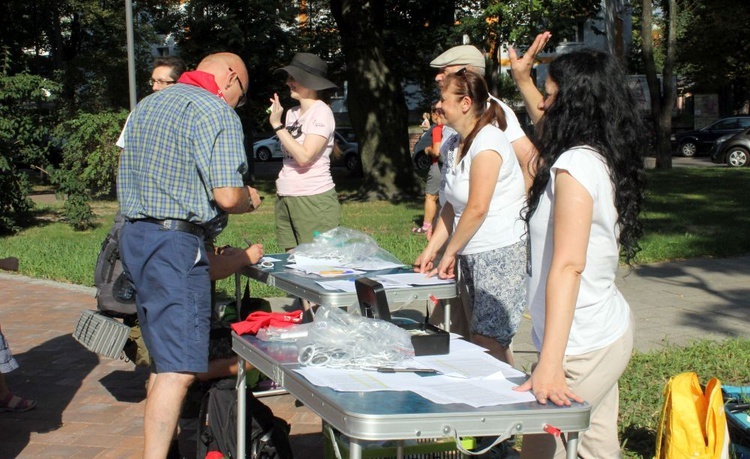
[118,52,261,459]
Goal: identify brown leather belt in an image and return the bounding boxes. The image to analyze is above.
[137,218,205,238]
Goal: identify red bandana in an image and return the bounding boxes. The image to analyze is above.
[177,70,227,102]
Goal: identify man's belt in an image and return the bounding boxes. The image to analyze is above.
[137,218,205,238]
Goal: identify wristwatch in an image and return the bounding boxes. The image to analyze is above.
[273,125,285,133]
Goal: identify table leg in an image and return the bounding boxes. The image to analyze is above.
[236,355,247,459]
[566,431,579,459]
[349,438,363,459]
[443,302,451,332]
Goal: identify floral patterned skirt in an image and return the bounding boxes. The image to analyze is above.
[459,240,527,347]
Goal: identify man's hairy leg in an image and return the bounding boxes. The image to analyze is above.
[143,372,195,459]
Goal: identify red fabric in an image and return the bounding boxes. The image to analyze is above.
[431,124,444,164]
[433,124,444,143]
[177,70,227,102]
[205,452,224,459]
[230,310,304,335]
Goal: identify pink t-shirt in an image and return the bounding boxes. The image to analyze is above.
[276,100,336,196]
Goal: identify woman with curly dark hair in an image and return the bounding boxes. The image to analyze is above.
[510,37,646,457]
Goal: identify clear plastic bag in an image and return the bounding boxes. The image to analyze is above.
[256,323,312,341]
[290,227,403,270]
[297,305,414,370]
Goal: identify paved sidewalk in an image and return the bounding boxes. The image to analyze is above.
[1,255,748,458]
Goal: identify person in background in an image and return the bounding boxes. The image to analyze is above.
[413,103,444,237]
[118,52,261,459]
[149,56,187,92]
[117,56,188,149]
[267,52,340,252]
[0,326,36,413]
[414,69,527,366]
[510,39,646,457]
[420,111,431,131]
[148,56,187,92]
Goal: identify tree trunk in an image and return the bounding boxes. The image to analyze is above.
[330,0,421,200]
[641,0,677,168]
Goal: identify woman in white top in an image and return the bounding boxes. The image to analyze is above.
[510,42,646,457]
[268,53,340,251]
[414,69,527,365]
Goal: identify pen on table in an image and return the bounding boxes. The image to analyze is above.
[376,367,441,374]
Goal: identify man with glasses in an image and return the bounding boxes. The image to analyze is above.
[118,52,259,459]
[116,57,187,149]
[149,56,187,91]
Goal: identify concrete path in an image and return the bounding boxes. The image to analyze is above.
[0,255,748,458]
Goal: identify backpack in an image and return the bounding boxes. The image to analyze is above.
[94,212,137,318]
[655,372,730,459]
[197,378,294,459]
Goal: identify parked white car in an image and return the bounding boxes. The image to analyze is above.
[252,135,282,162]
[252,131,360,172]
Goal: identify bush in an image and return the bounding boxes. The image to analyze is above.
[52,110,128,198]
[0,54,61,234]
[51,109,128,230]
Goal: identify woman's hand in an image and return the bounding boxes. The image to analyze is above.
[268,93,284,128]
[436,253,457,279]
[413,249,437,276]
[514,359,583,406]
[508,31,552,86]
[507,32,551,125]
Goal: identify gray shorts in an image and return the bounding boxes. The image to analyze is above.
[425,162,441,196]
[459,241,527,346]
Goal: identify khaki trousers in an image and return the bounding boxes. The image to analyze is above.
[520,315,634,459]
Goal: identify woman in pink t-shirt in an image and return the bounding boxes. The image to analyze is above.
[268,53,341,251]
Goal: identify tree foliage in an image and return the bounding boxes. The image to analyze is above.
[0,52,60,234]
[674,0,750,113]
[177,0,301,132]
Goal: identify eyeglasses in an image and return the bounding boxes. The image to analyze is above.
[148,78,175,87]
[229,67,247,108]
[455,67,469,80]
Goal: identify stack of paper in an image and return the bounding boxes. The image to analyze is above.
[315,272,453,292]
[294,336,535,407]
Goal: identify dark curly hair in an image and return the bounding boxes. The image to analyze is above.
[525,49,645,265]
[442,69,506,161]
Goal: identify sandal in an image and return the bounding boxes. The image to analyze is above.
[0,392,37,413]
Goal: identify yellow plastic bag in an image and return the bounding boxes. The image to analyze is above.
[655,372,730,459]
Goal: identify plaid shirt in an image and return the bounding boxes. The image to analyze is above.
[118,84,247,224]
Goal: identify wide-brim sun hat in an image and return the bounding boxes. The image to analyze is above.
[273,53,338,91]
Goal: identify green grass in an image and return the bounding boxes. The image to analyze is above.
[638,168,750,263]
[618,338,750,458]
